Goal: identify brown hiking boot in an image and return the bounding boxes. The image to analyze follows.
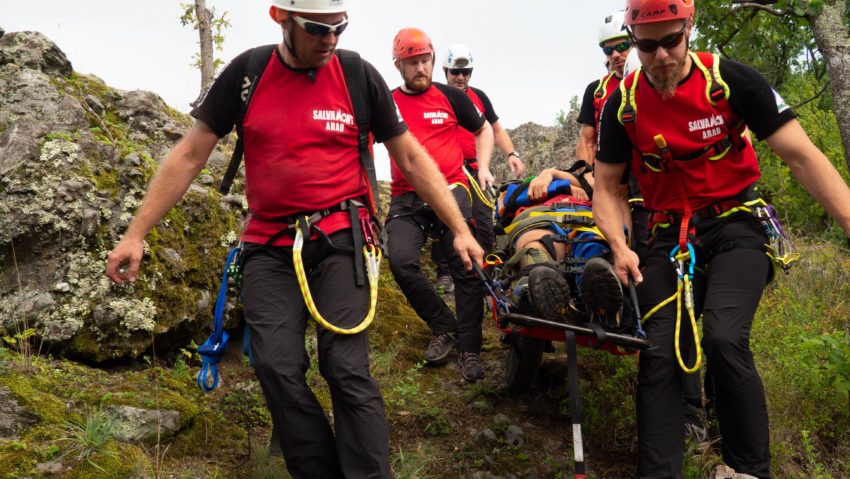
[457,351,485,382]
[423,332,457,363]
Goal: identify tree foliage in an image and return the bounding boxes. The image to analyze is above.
[692,0,850,240]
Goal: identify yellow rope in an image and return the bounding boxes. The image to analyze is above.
[293,218,381,335]
[641,250,703,373]
[463,166,495,209]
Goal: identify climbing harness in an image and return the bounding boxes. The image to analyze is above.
[292,215,381,335]
[197,245,244,392]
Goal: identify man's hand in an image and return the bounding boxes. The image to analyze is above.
[570,185,589,202]
[508,156,524,178]
[528,170,553,201]
[478,168,495,191]
[613,248,642,286]
[453,232,484,270]
[106,238,145,285]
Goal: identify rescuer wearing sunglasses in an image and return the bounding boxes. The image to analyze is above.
[107,2,485,478]
[592,0,850,477]
[575,10,632,170]
[427,43,525,297]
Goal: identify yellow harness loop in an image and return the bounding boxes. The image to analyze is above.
[462,166,495,209]
[292,217,381,335]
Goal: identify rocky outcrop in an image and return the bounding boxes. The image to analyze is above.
[494,110,581,183]
[0,31,243,361]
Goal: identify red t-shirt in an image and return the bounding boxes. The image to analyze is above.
[458,86,499,161]
[192,48,407,245]
[389,82,485,196]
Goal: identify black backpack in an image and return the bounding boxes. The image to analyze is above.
[218,45,381,215]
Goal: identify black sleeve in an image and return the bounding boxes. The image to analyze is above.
[434,83,486,133]
[470,87,499,124]
[595,87,633,164]
[577,80,600,126]
[362,58,408,143]
[719,58,796,141]
[191,49,254,138]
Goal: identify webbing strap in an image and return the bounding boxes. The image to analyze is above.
[337,49,381,216]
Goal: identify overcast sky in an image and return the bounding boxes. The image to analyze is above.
[4,0,627,178]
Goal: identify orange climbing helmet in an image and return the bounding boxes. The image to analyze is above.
[624,0,694,26]
[392,27,435,61]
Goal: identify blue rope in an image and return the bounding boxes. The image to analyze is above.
[196,246,242,392]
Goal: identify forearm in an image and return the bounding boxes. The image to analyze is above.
[387,134,473,237]
[786,157,850,236]
[474,122,495,172]
[576,124,596,164]
[123,124,217,241]
[493,122,515,156]
[593,186,630,255]
[768,120,850,236]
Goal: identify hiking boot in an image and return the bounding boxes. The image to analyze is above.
[528,266,571,322]
[457,351,485,382]
[423,332,457,363]
[580,257,623,325]
[435,274,454,294]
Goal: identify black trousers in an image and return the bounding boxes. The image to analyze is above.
[633,203,705,425]
[386,190,484,353]
[432,169,494,277]
[242,231,391,479]
[636,213,771,479]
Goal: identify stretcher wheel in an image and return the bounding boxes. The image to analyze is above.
[503,333,545,394]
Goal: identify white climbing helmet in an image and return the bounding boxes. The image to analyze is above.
[623,48,642,78]
[271,0,350,13]
[443,43,474,69]
[598,10,628,46]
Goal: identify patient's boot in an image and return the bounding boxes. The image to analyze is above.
[580,257,623,326]
[528,267,572,322]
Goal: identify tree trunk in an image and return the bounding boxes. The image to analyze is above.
[809,0,850,173]
[194,0,215,104]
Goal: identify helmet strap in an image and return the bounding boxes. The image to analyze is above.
[283,18,299,62]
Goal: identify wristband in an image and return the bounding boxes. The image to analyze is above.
[507,151,520,159]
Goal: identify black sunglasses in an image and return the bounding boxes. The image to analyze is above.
[292,16,349,37]
[449,68,473,76]
[602,40,631,56]
[628,22,687,53]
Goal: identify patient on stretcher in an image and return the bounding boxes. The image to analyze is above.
[493,171,627,330]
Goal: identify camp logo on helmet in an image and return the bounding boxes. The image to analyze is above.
[638,8,667,20]
[670,5,678,15]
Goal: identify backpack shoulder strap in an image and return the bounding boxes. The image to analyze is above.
[218,44,277,195]
[336,49,381,216]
